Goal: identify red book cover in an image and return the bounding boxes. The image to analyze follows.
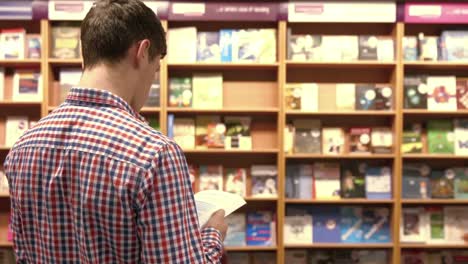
[349,127,372,154]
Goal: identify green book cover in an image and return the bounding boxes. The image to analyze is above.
[402,123,423,154]
[427,120,454,154]
[148,117,160,131]
[429,209,444,241]
[454,167,468,199]
[168,77,192,107]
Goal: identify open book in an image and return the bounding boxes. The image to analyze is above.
[194,190,246,227]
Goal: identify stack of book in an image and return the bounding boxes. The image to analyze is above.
[404,31,468,62]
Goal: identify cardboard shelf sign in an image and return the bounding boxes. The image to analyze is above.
[405,3,468,24]
[0,1,33,20]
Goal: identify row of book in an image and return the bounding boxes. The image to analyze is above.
[167,27,276,63]
[1,116,36,148]
[404,31,468,62]
[190,165,277,198]
[285,83,393,112]
[404,76,468,111]
[286,163,391,200]
[227,252,275,264]
[402,119,467,155]
[285,206,391,244]
[168,115,252,150]
[288,33,394,62]
[285,250,388,264]
[225,212,276,247]
[403,165,467,200]
[403,250,468,264]
[0,28,41,60]
[169,74,222,109]
[0,69,42,102]
[401,206,468,244]
[284,121,393,155]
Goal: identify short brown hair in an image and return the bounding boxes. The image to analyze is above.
[81,0,166,69]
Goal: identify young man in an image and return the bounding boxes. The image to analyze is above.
[4,0,227,263]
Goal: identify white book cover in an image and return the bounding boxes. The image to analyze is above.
[301,83,319,112]
[322,127,345,155]
[427,76,457,111]
[194,190,246,227]
[377,37,394,61]
[173,118,195,149]
[340,35,359,61]
[444,206,468,244]
[321,36,343,62]
[0,29,25,59]
[313,162,341,199]
[192,73,223,109]
[400,207,428,243]
[5,116,29,147]
[12,71,42,102]
[454,119,468,156]
[335,83,356,110]
[0,67,4,100]
[371,127,393,153]
[251,165,278,198]
[284,215,313,245]
[167,27,197,63]
[233,29,277,63]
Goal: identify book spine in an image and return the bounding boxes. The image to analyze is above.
[167,114,174,139]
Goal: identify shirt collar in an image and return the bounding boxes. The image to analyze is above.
[65,87,146,122]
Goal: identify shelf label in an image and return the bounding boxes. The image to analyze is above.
[0,1,33,20]
[48,1,93,21]
[405,3,468,24]
[169,2,279,21]
[288,1,396,23]
[143,1,169,19]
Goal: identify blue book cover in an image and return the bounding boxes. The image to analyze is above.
[312,207,340,243]
[197,32,220,62]
[362,207,391,243]
[167,114,174,139]
[298,165,313,199]
[220,29,234,62]
[365,166,392,199]
[246,211,274,246]
[440,31,468,61]
[340,207,364,243]
[224,213,246,246]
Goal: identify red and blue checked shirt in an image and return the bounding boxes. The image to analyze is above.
[4,87,223,263]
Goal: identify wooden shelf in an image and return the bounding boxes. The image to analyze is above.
[245,197,278,202]
[401,244,468,249]
[48,58,82,66]
[403,109,468,116]
[0,194,9,199]
[286,60,396,69]
[286,154,395,159]
[284,243,393,249]
[403,154,468,160]
[168,62,279,70]
[183,149,279,154]
[0,101,42,106]
[225,246,277,252]
[0,59,41,66]
[402,199,468,205]
[286,110,395,116]
[140,107,161,113]
[404,61,468,70]
[167,107,279,114]
[285,199,394,204]
[0,147,10,151]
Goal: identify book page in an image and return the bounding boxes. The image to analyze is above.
[194,190,246,227]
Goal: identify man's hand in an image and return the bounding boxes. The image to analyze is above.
[205,210,228,241]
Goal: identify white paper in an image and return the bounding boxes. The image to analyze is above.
[194,190,246,227]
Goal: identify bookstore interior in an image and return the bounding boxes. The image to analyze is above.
[1,0,468,263]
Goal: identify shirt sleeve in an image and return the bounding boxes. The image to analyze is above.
[136,142,224,263]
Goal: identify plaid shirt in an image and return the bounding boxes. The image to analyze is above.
[4,87,223,263]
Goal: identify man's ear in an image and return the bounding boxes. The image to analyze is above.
[135,39,151,67]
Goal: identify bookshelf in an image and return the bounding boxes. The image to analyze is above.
[0,1,466,264]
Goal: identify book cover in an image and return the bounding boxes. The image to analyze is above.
[349,127,372,154]
[284,124,295,154]
[286,165,300,199]
[195,115,220,149]
[403,36,418,61]
[168,77,192,108]
[427,76,457,111]
[427,120,455,154]
[374,85,393,110]
[284,215,313,245]
[0,28,25,59]
[285,83,301,111]
[300,83,319,112]
[167,27,197,63]
[224,213,246,246]
[313,162,341,200]
[320,36,343,62]
[235,29,276,63]
[251,165,277,198]
[318,83,337,111]
[246,211,275,246]
[454,167,468,199]
[402,164,431,199]
[26,34,41,59]
[362,207,391,243]
[173,118,195,150]
[358,36,378,60]
[454,119,468,155]
[404,75,428,109]
[144,80,160,107]
[287,31,322,61]
[355,84,376,110]
[456,78,468,109]
[365,166,392,199]
[340,35,359,61]
[402,123,423,154]
[196,31,220,62]
[426,207,445,244]
[444,206,468,244]
[285,250,308,263]
[402,251,428,264]
[59,68,81,104]
[322,127,345,155]
[5,116,29,147]
[377,37,394,61]
[293,119,321,154]
[192,73,223,109]
[371,127,393,154]
[251,253,276,264]
[13,70,42,102]
[199,165,223,191]
[206,121,225,149]
[51,24,81,59]
[219,29,234,62]
[227,253,249,264]
[224,116,251,150]
[340,207,364,243]
[335,83,356,111]
[312,207,340,243]
[418,34,439,61]
[440,31,468,61]
[341,162,366,199]
[224,168,247,197]
[430,169,455,199]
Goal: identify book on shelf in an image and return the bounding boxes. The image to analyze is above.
[355,84,376,110]
[287,30,322,61]
[192,73,223,109]
[144,80,160,107]
[5,116,29,147]
[358,36,378,60]
[404,75,428,109]
[362,207,390,243]
[401,208,429,242]
[440,31,468,61]
[457,78,468,110]
[235,29,276,63]
[197,31,221,62]
[402,251,429,264]
[309,251,334,264]
[454,167,468,199]
[403,36,418,61]
[318,83,337,111]
[226,253,249,264]
[284,124,294,154]
[418,34,439,61]
[341,163,366,199]
[224,116,251,150]
[0,28,25,59]
[199,165,223,192]
[340,206,364,243]
[51,23,81,59]
[427,76,457,111]
[402,164,431,199]
[285,164,314,200]
[224,168,247,197]
[59,68,82,104]
[322,127,345,155]
[430,169,455,199]
[376,37,394,61]
[312,207,340,243]
[349,127,372,154]
[195,115,221,149]
[173,118,195,150]
[365,166,392,200]
[251,253,276,264]
[313,162,341,200]
[194,190,246,227]
[335,83,356,111]
[224,213,246,246]
[371,127,393,154]
[13,70,42,102]
[285,250,308,263]
[285,83,318,112]
[168,77,192,108]
[251,165,277,198]
[426,207,445,244]
[374,85,393,110]
[293,119,321,154]
[246,211,275,246]
[220,29,234,62]
[167,27,197,63]
[340,35,359,61]
[402,123,423,154]
[0,68,4,100]
[444,206,468,244]
[454,119,468,155]
[321,36,343,62]
[284,214,313,245]
[26,34,41,59]
[427,120,455,154]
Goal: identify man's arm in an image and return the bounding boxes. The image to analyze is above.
[136,142,224,263]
